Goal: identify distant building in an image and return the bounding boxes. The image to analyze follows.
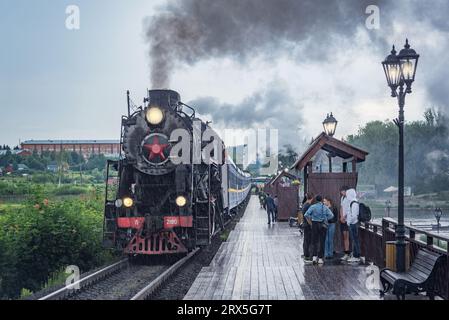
[21,140,120,158]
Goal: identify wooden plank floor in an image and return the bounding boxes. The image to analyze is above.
[184,196,382,300]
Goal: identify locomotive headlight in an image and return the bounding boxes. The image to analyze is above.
[146,106,164,125]
[123,197,134,208]
[175,196,187,207]
[115,199,123,208]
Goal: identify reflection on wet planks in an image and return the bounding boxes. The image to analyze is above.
[184,196,381,300]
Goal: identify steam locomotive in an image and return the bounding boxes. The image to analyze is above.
[103,89,251,255]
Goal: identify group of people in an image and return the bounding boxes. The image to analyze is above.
[259,192,278,224]
[300,186,362,265]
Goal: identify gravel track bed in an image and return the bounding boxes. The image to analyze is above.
[68,263,168,300]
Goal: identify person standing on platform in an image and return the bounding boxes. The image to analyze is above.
[304,195,334,265]
[301,192,315,264]
[340,186,352,261]
[344,189,361,263]
[324,196,338,259]
[265,193,276,225]
[273,195,279,222]
[259,191,266,209]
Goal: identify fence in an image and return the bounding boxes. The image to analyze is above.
[360,217,449,299]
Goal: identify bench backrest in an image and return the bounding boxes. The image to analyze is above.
[409,249,444,279]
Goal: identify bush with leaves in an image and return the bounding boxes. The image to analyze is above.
[0,190,114,299]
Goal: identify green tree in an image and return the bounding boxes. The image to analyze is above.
[347,109,449,194]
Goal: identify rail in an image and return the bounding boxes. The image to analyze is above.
[39,258,129,300]
[359,218,449,299]
[130,248,199,300]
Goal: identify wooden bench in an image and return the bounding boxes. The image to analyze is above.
[380,248,445,300]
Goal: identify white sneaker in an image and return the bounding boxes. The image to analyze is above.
[340,254,350,261]
[312,256,318,264]
[360,256,366,264]
[304,258,313,264]
[318,258,324,265]
[347,257,361,263]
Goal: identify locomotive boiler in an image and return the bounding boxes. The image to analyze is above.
[103,89,251,255]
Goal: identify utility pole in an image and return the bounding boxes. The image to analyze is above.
[79,163,83,185]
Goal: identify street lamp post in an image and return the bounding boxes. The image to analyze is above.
[382,39,419,272]
[323,113,338,137]
[434,208,443,247]
[386,199,392,218]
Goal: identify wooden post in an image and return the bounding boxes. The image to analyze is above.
[343,162,347,173]
[352,158,357,173]
[328,155,332,173]
[381,219,389,267]
[303,165,308,197]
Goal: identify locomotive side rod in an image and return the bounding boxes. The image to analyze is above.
[130,248,200,300]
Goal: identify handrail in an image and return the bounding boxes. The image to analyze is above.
[359,217,449,299]
[382,217,449,243]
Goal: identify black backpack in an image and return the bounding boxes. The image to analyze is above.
[350,201,372,223]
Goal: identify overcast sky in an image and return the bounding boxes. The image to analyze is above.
[1,0,448,151]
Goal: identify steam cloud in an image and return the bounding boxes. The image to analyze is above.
[144,0,449,145]
[188,81,304,147]
[144,0,384,88]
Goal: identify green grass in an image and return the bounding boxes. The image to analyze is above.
[0,203,25,210]
[220,230,231,242]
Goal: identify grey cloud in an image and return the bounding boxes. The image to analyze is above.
[144,0,449,135]
[188,83,304,147]
[144,0,386,88]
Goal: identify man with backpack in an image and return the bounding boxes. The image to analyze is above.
[343,189,362,263]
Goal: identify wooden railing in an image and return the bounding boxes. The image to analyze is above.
[359,218,449,300]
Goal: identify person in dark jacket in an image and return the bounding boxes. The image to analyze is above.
[265,194,276,224]
[301,192,315,263]
[304,195,334,265]
[324,196,339,259]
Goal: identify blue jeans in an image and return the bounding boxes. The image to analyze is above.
[324,223,336,258]
[349,223,361,258]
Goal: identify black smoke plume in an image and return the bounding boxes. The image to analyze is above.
[144,0,384,88]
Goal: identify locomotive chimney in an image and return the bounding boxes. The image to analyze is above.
[148,89,181,109]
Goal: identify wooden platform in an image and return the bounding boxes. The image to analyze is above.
[184,196,381,300]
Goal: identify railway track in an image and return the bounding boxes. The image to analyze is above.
[39,249,199,300]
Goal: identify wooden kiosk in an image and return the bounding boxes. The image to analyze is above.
[263,171,300,221]
[291,132,368,251]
